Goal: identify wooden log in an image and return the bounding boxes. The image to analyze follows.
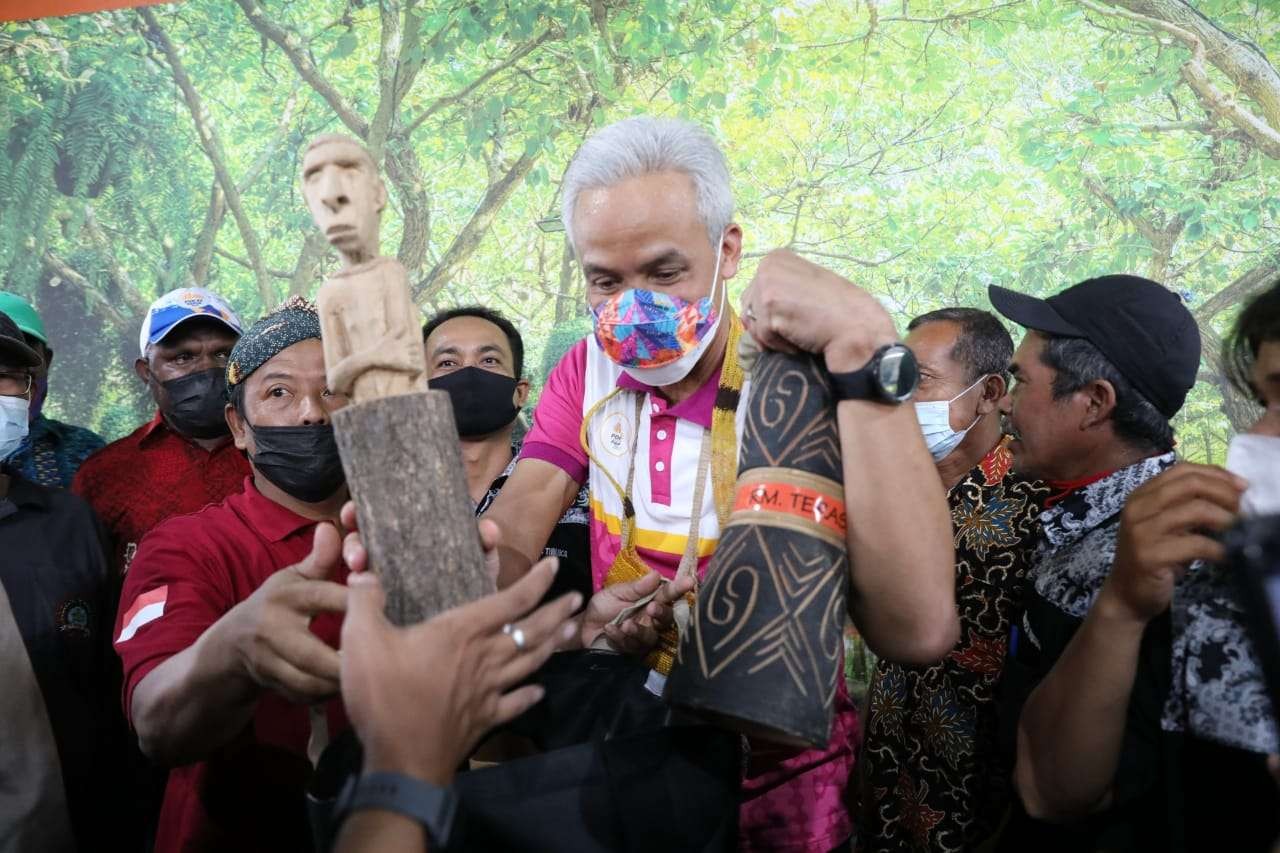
[332,390,492,626]
[666,351,849,748]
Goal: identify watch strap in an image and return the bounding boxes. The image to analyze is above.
[826,362,877,402]
[827,343,918,403]
[339,771,458,847]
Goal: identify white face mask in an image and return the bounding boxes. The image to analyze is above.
[0,395,30,462]
[1225,433,1280,516]
[914,375,987,462]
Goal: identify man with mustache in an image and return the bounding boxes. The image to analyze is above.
[982,275,1201,850]
[1012,281,1280,852]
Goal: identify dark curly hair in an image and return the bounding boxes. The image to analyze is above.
[1225,280,1280,403]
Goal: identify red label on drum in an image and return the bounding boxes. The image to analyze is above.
[731,480,847,537]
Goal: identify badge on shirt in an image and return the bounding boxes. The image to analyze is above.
[600,412,631,457]
[56,598,92,639]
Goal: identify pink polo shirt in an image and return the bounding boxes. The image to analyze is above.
[522,337,735,590]
[520,336,859,852]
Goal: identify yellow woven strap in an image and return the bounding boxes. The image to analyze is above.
[603,541,652,587]
[647,610,684,675]
[710,319,744,531]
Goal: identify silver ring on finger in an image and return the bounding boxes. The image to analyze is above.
[502,622,527,652]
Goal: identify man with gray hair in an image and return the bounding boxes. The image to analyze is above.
[485,116,957,851]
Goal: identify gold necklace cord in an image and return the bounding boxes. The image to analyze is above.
[579,385,629,503]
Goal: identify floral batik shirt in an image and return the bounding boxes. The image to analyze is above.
[862,437,1047,853]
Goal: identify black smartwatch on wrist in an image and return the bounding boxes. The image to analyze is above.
[335,771,458,848]
[827,342,919,404]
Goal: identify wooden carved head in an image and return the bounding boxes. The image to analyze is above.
[301,134,387,267]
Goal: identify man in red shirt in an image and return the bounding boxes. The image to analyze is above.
[115,297,352,853]
[73,286,248,580]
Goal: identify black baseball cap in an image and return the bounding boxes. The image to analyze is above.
[0,310,42,370]
[989,274,1201,419]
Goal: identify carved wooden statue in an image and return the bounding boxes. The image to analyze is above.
[302,134,427,402]
[302,134,489,626]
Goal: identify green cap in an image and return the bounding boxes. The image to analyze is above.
[0,292,47,344]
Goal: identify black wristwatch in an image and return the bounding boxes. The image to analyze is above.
[335,771,458,847]
[827,343,919,403]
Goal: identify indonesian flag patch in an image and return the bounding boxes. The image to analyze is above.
[117,586,168,643]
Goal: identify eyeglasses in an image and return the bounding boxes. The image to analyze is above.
[0,371,33,398]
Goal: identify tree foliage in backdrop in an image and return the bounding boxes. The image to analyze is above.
[1,0,1276,457]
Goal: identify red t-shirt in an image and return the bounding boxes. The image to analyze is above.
[114,477,348,853]
[73,412,251,580]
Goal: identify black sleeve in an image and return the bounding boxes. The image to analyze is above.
[997,588,1084,766]
[63,492,146,852]
[996,592,1175,852]
[1109,610,1173,809]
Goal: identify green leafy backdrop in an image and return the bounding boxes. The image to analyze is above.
[2,0,1277,459]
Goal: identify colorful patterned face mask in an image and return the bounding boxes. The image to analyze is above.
[590,235,726,386]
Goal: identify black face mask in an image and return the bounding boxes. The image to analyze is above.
[161,368,230,439]
[248,422,346,503]
[429,367,520,438]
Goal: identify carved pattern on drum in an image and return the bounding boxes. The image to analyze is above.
[692,527,846,712]
[669,351,850,745]
[740,358,842,476]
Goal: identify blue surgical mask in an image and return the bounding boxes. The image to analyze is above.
[0,395,31,461]
[914,375,987,462]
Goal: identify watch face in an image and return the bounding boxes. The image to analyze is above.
[877,345,918,402]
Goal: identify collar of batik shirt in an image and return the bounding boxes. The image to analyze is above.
[1038,452,1176,551]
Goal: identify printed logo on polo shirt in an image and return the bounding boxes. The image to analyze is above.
[601,412,630,457]
[117,586,169,644]
[57,598,92,639]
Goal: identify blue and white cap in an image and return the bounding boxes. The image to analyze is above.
[139,288,243,357]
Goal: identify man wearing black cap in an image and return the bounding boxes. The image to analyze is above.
[1008,282,1280,852]
[989,273,1199,483]
[983,275,1201,850]
[0,311,135,850]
